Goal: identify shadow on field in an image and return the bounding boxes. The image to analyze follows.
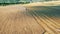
[26,6,60,18]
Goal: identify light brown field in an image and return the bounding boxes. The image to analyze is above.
[0,1,60,34]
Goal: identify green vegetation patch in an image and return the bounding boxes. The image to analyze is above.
[0,2,30,6]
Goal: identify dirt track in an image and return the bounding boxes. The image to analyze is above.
[0,5,60,34]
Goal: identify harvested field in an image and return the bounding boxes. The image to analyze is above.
[0,1,60,34]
